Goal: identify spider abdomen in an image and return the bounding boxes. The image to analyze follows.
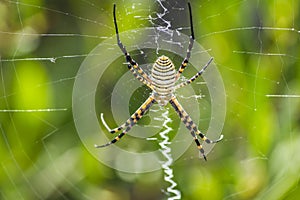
[151,55,176,105]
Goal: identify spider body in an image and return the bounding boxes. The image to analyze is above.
[95,3,223,160]
[151,55,176,106]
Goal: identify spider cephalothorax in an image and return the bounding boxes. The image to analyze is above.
[95,3,223,160]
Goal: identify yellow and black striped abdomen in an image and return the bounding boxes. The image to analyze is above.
[151,55,176,105]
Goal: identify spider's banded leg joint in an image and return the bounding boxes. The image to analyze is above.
[110,127,122,134]
[126,55,135,64]
[195,137,207,161]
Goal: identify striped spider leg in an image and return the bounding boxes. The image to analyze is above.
[95,96,156,148]
[169,96,223,161]
[112,4,153,89]
[95,3,223,160]
[175,2,195,81]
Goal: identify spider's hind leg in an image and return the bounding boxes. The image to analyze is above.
[169,96,223,160]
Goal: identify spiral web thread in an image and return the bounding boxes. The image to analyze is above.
[158,108,181,199]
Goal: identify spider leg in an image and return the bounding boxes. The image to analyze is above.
[113,4,153,85]
[175,57,213,90]
[100,69,153,134]
[100,113,127,134]
[169,96,223,160]
[95,96,156,148]
[127,64,154,90]
[175,2,195,80]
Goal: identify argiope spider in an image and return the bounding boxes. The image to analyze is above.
[95,3,223,160]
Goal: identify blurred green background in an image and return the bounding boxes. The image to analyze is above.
[1,0,300,199]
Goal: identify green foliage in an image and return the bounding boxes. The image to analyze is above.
[0,0,300,199]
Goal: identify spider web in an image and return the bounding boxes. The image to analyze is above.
[1,0,300,199]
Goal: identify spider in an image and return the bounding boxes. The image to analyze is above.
[95,3,223,160]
